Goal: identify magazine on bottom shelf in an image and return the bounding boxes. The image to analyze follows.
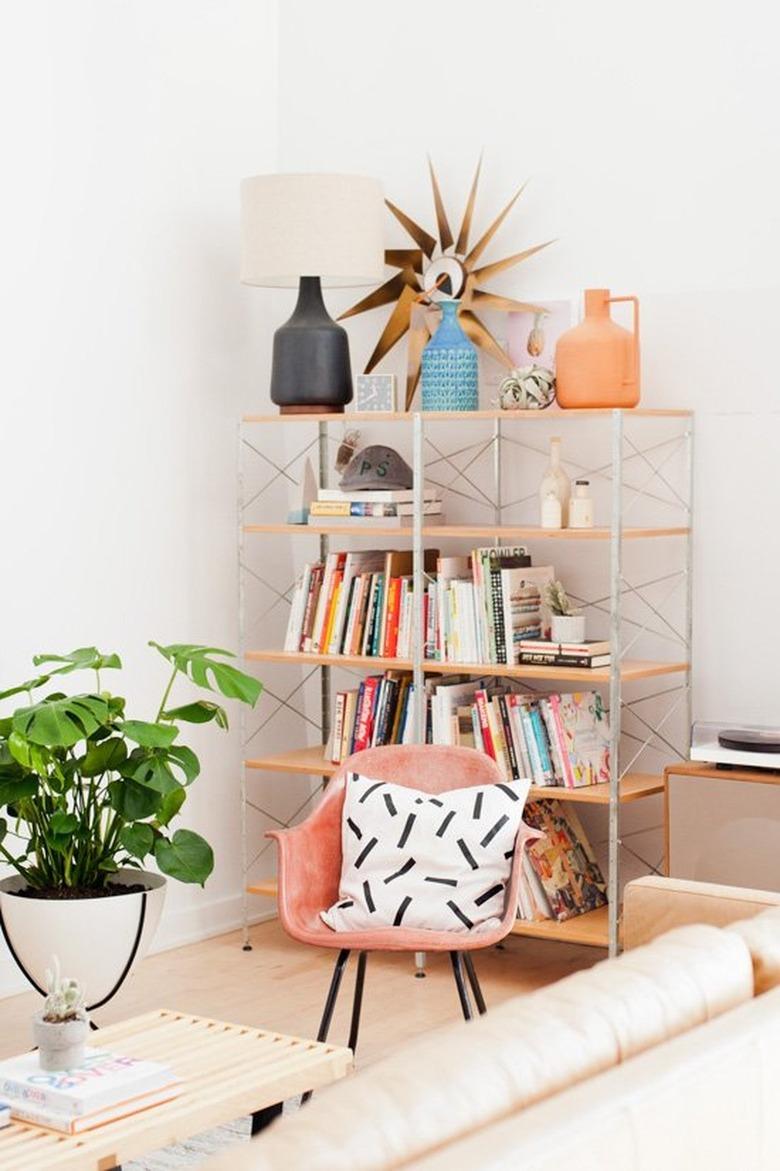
[519,800,608,922]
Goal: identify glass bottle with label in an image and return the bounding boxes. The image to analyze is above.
[569,479,594,529]
[538,437,570,527]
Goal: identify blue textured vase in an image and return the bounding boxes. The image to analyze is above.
[421,299,479,411]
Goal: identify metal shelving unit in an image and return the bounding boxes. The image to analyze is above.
[239,407,694,956]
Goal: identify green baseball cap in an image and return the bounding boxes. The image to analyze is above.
[339,445,414,491]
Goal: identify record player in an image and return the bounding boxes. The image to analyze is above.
[691,721,780,770]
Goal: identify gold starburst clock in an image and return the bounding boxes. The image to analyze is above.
[339,158,553,410]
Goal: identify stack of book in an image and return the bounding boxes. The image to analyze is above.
[518,639,611,669]
[284,549,437,658]
[308,486,442,529]
[330,670,415,763]
[0,1100,9,1129]
[518,799,608,922]
[0,1049,180,1134]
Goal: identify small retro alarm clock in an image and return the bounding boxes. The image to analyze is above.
[355,374,397,412]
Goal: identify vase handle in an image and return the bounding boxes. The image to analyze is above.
[608,295,639,389]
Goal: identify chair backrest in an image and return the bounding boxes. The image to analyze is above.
[335,743,504,794]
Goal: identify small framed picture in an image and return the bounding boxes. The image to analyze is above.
[356,373,397,413]
[506,301,573,372]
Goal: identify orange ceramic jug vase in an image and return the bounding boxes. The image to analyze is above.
[555,289,640,408]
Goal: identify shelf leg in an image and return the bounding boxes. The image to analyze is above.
[608,409,624,958]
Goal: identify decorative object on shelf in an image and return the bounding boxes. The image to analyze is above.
[540,489,562,529]
[0,644,261,1004]
[545,580,586,644]
[335,429,361,475]
[240,173,385,414]
[497,365,556,411]
[569,479,594,529]
[355,374,397,413]
[538,436,570,527]
[556,288,640,408]
[421,299,479,411]
[508,300,572,373]
[33,957,89,1071]
[339,157,554,409]
[287,456,318,525]
[340,444,413,491]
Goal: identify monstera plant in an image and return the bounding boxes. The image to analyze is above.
[0,642,262,1003]
[0,642,261,892]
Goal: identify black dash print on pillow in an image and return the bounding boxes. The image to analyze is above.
[425,876,458,887]
[414,797,424,804]
[383,792,398,817]
[504,849,515,859]
[384,857,416,884]
[474,883,504,906]
[359,781,386,803]
[346,817,363,840]
[480,815,509,848]
[354,837,378,868]
[447,901,474,929]
[457,838,479,870]
[472,792,483,819]
[393,895,412,926]
[363,880,375,912]
[337,900,355,909]
[428,797,444,807]
[436,810,456,837]
[398,812,416,848]
[496,783,520,801]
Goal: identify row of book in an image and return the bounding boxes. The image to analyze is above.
[308,486,443,530]
[0,1048,179,1134]
[329,671,611,790]
[520,800,608,922]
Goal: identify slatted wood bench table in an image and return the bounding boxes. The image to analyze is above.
[0,1008,353,1171]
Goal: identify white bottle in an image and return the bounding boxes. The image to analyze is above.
[541,490,562,529]
[569,480,594,529]
[539,437,570,527]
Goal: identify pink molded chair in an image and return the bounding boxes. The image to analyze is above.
[267,744,541,1063]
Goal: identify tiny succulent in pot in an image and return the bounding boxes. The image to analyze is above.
[0,642,262,895]
[42,955,86,1022]
[34,955,89,1070]
[544,580,579,618]
[544,581,586,644]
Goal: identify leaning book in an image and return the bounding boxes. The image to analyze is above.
[0,1048,179,1117]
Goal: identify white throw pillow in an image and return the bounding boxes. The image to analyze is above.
[322,771,531,935]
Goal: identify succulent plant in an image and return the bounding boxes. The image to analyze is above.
[498,365,556,410]
[544,579,579,618]
[43,956,87,1023]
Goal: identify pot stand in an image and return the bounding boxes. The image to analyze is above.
[0,891,148,1026]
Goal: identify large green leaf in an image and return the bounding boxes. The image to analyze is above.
[108,778,163,820]
[32,647,122,674]
[80,737,128,777]
[130,755,181,796]
[154,829,213,886]
[154,787,186,828]
[121,720,178,749]
[165,746,199,785]
[0,674,52,701]
[7,731,52,776]
[0,776,38,807]
[150,643,261,707]
[162,700,228,729]
[12,694,109,748]
[119,823,154,860]
[49,810,78,835]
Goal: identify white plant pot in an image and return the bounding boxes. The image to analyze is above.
[0,869,166,1007]
[33,1013,90,1071]
[551,614,586,644]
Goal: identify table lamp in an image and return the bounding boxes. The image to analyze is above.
[240,173,385,414]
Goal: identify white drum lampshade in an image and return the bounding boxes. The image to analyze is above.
[240,173,385,412]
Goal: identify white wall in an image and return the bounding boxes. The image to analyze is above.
[0,0,278,996]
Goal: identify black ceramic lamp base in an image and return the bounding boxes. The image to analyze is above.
[270,276,353,414]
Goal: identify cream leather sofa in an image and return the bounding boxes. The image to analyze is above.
[208,877,780,1171]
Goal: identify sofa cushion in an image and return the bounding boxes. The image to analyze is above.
[623,875,780,950]
[727,905,780,993]
[204,923,753,1171]
[322,771,530,934]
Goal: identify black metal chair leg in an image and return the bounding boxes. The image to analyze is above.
[449,951,473,1021]
[302,948,351,1105]
[462,952,487,1015]
[347,952,367,1054]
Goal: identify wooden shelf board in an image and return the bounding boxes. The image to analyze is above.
[664,760,780,785]
[244,523,689,541]
[510,905,609,947]
[247,879,278,898]
[423,659,689,682]
[245,748,662,805]
[243,408,692,424]
[246,650,413,670]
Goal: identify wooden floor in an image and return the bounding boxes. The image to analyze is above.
[0,918,601,1068]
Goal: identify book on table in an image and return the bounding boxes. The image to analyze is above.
[0,1101,9,1129]
[0,1048,180,1134]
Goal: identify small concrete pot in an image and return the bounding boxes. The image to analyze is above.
[551,614,586,644]
[33,1013,90,1071]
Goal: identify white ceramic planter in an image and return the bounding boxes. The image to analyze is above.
[551,614,586,644]
[0,869,166,1006]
